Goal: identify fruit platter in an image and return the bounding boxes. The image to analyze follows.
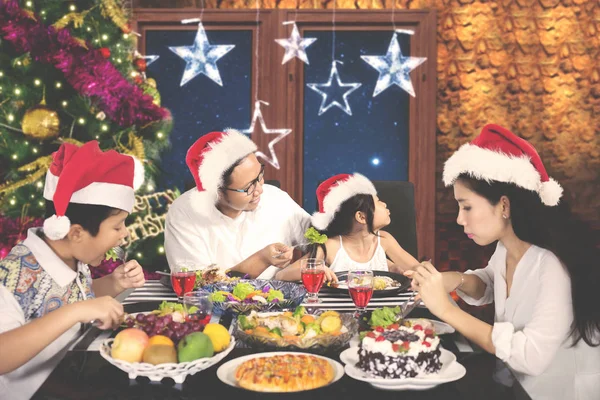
[197,279,306,314]
[100,302,235,383]
[233,306,358,353]
[159,266,245,290]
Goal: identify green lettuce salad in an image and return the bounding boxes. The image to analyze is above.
[304,227,328,244]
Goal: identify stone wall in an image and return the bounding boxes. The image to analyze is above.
[134,0,599,272]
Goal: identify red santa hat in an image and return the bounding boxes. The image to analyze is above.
[311,173,377,231]
[186,129,257,213]
[43,141,144,240]
[443,124,563,206]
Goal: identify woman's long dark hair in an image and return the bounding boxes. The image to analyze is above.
[309,194,376,261]
[457,174,600,347]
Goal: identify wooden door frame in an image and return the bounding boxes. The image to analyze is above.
[133,8,437,261]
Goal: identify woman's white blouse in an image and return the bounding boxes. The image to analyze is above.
[457,242,600,400]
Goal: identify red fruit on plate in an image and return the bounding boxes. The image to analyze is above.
[413,324,423,331]
[374,326,384,333]
[375,336,385,342]
[366,332,376,338]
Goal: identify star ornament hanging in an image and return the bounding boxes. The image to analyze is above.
[240,101,292,169]
[274,23,317,65]
[361,33,427,97]
[142,55,160,66]
[306,61,362,116]
[168,23,235,87]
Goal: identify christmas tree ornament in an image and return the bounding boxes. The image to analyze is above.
[133,58,147,72]
[274,22,316,65]
[361,33,427,97]
[306,61,362,116]
[21,96,60,140]
[169,22,235,87]
[239,101,292,169]
[99,47,111,58]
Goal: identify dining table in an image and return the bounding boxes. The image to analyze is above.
[33,280,532,400]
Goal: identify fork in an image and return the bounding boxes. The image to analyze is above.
[274,242,312,258]
[90,246,129,327]
[398,259,431,318]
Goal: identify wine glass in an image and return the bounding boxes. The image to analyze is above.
[300,258,326,303]
[183,292,213,328]
[171,264,197,301]
[348,270,374,316]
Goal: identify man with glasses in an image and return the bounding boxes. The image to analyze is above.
[164,130,310,279]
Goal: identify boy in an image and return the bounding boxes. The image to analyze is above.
[0,141,145,399]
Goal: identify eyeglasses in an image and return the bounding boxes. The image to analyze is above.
[224,164,265,196]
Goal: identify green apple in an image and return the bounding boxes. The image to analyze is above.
[177,332,214,362]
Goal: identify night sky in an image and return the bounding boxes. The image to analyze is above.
[146,28,411,212]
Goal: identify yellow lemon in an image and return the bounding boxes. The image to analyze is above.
[203,323,231,352]
[148,335,175,347]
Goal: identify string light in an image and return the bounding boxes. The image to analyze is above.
[38,201,44,207]
[12,154,17,160]
[41,10,46,15]
[371,157,381,166]
[130,71,138,78]
[26,1,32,6]
[14,88,21,95]
[36,181,43,188]
[102,34,109,41]
[158,246,165,254]
[62,101,68,107]
[94,39,100,44]
[34,79,41,86]
[69,4,76,11]
[32,148,38,154]
[9,199,16,206]
[101,124,109,131]
[156,131,164,139]
[86,27,92,32]
[55,82,62,88]
[16,61,22,66]
[78,117,86,125]
[0,71,4,77]
[116,58,122,63]
[147,184,154,191]
[95,135,99,139]
[7,114,14,122]
[136,252,143,258]
[123,34,129,39]
[30,194,35,199]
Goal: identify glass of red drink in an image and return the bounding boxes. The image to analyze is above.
[171,265,197,301]
[348,270,374,316]
[183,292,213,328]
[301,258,326,303]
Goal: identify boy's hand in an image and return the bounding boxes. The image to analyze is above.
[261,243,293,268]
[111,260,145,292]
[74,296,124,330]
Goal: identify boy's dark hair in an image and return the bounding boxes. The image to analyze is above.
[309,194,376,260]
[220,156,249,189]
[44,200,122,237]
[457,173,600,347]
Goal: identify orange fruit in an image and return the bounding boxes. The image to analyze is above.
[148,335,175,347]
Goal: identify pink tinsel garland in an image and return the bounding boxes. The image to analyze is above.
[0,1,170,127]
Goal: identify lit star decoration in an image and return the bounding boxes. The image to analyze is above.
[168,23,235,86]
[240,101,292,169]
[142,55,160,66]
[274,23,317,65]
[361,33,427,97]
[306,61,362,116]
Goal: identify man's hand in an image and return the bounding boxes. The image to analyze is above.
[110,260,145,293]
[260,243,293,268]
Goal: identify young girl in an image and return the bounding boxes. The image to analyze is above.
[308,173,418,273]
[407,124,600,400]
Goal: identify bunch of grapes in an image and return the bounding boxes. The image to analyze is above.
[124,313,204,344]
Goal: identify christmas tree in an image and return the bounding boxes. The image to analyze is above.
[0,0,174,272]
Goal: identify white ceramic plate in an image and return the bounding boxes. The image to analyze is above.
[404,318,456,335]
[216,351,345,392]
[339,347,465,390]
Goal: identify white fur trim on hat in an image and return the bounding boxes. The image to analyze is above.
[538,178,563,206]
[130,156,145,191]
[190,129,257,214]
[311,173,377,231]
[443,143,541,190]
[44,172,135,212]
[43,215,71,240]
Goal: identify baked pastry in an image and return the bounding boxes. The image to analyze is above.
[357,322,441,379]
[235,354,335,392]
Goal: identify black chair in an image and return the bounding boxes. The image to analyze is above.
[372,181,418,260]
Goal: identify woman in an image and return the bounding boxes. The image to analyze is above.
[406,124,600,400]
